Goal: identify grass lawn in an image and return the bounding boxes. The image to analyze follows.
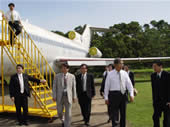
[127,82,163,127]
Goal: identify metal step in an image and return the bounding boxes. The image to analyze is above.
[41,97,53,102]
[16,62,29,64]
[28,73,40,76]
[32,85,48,89]
[46,102,56,108]
[36,90,52,95]
[24,67,36,70]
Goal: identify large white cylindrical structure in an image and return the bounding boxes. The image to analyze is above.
[89,47,102,58]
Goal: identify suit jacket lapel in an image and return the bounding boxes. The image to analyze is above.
[23,73,26,85]
[66,73,70,87]
[61,73,64,88]
[80,74,83,89]
[15,73,19,84]
[160,71,164,80]
[86,73,89,89]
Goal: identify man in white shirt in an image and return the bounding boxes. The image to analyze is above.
[3,3,22,45]
[100,64,114,123]
[104,58,134,127]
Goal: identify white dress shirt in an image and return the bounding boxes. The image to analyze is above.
[104,69,134,100]
[5,10,21,22]
[157,71,162,78]
[82,73,87,91]
[103,71,107,77]
[18,73,24,93]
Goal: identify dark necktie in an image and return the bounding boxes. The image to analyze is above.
[81,74,85,91]
[64,74,67,89]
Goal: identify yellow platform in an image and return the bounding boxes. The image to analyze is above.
[0,105,57,118]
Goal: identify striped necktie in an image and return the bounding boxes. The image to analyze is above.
[11,11,14,23]
[118,71,125,94]
[64,74,67,89]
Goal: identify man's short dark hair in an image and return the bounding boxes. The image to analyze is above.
[124,65,129,68]
[114,58,122,65]
[16,64,24,69]
[80,64,88,69]
[108,64,114,68]
[8,3,15,7]
[61,63,69,69]
[153,60,163,66]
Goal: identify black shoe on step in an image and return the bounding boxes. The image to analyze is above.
[85,122,90,126]
[23,122,29,126]
[17,122,22,126]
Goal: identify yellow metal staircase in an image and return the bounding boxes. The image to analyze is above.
[0,11,57,118]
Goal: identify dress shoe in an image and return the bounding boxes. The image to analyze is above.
[23,122,29,126]
[85,122,90,126]
[107,118,111,123]
[16,122,22,126]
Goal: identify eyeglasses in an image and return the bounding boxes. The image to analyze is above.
[81,67,87,69]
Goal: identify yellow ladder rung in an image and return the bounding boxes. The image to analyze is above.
[32,85,48,89]
[29,73,40,76]
[17,62,29,64]
[15,55,26,58]
[24,67,36,70]
[46,102,56,108]
[41,97,53,102]
[9,50,21,53]
[37,90,52,95]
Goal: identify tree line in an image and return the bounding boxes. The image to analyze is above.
[52,20,170,69]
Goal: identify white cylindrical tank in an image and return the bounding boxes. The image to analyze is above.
[89,47,102,58]
[68,31,82,42]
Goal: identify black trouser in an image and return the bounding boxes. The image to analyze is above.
[107,103,112,119]
[153,103,170,127]
[14,93,28,123]
[8,21,22,45]
[78,92,92,123]
[109,91,126,127]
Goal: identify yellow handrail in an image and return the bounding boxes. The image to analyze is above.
[1,12,55,85]
[0,9,57,117]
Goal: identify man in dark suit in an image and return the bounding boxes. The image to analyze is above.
[9,64,46,126]
[151,60,170,127]
[100,64,114,96]
[124,65,135,87]
[100,64,114,123]
[76,64,95,126]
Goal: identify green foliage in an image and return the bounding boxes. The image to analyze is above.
[91,20,170,59]
[74,25,86,34]
[132,67,170,73]
[51,30,66,37]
